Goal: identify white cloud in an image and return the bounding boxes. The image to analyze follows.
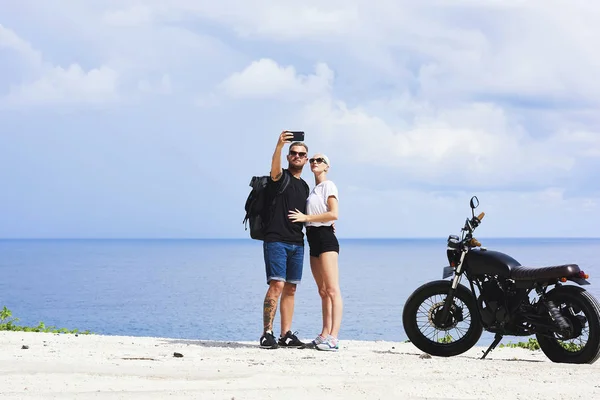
[208,53,597,191]
[1,24,120,106]
[6,64,119,106]
[218,59,333,100]
[301,93,598,191]
[0,23,42,66]
[148,1,600,104]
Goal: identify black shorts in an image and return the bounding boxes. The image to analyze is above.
[306,226,339,257]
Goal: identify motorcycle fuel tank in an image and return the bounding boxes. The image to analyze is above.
[465,248,522,276]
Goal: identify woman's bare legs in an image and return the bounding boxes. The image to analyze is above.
[319,251,342,338]
[310,255,332,337]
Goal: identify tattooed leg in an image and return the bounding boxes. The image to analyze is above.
[263,281,284,333]
[263,297,278,332]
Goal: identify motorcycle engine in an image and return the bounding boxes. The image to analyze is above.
[478,278,509,327]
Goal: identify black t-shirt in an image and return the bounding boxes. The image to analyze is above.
[263,169,310,245]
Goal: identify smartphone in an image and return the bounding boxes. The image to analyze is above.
[287,131,305,142]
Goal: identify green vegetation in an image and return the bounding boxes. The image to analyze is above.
[499,337,584,352]
[499,338,540,351]
[559,341,584,352]
[438,334,453,344]
[0,306,91,335]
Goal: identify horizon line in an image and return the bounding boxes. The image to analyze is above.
[1,237,599,240]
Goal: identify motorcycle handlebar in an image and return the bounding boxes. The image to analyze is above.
[470,238,481,247]
[463,211,485,234]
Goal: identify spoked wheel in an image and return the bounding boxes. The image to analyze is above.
[536,286,600,364]
[402,280,483,357]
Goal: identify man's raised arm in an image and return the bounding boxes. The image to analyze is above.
[270,131,293,181]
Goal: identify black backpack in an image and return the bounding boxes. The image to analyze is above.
[243,172,291,240]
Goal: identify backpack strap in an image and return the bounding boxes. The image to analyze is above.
[265,170,292,221]
[276,170,291,196]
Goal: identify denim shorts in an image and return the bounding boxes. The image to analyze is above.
[263,241,304,285]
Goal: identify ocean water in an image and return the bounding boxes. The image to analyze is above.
[1,238,599,345]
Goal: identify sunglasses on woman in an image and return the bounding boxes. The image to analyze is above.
[309,157,328,165]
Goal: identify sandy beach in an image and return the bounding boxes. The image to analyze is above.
[1,331,599,400]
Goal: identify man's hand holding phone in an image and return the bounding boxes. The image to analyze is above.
[277,130,305,148]
[277,131,295,148]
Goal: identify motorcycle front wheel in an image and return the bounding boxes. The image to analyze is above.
[402,280,483,357]
[536,286,600,364]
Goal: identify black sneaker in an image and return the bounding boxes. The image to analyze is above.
[278,330,305,348]
[260,331,279,349]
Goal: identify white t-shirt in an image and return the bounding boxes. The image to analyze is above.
[306,180,339,227]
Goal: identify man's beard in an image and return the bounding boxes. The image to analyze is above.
[288,163,303,174]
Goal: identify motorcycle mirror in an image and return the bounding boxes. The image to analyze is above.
[470,196,479,217]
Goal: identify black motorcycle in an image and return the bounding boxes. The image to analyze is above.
[402,196,600,364]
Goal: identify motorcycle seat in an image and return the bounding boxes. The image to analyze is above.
[510,264,580,281]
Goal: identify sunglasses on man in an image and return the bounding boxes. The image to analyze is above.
[289,150,307,158]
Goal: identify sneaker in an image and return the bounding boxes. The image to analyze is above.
[260,331,279,349]
[310,334,327,348]
[278,330,306,348]
[316,335,339,351]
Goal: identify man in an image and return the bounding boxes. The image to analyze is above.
[259,131,310,349]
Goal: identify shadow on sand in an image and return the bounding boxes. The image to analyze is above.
[371,349,546,363]
[158,339,258,349]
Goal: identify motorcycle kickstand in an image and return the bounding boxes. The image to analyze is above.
[481,333,503,360]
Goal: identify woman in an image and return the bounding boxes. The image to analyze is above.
[288,153,342,351]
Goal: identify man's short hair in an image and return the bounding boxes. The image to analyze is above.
[289,142,308,153]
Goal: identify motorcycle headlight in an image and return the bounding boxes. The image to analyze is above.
[446,235,461,267]
[447,235,460,250]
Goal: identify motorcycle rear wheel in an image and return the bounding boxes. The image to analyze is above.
[402,280,483,357]
[536,286,600,364]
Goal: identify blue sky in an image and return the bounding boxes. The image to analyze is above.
[1,1,599,239]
